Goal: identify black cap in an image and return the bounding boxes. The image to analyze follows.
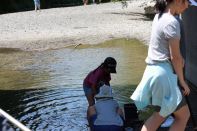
[104,57,117,73]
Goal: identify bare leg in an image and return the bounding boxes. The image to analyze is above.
[38,5,41,11]
[87,106,96,131]
[169,105,190,131]
[85,94,95,106]
[87,106,96,118]
[141,112,165,131]
[35,5,37,11]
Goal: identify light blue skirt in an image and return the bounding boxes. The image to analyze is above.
[130,62,182,117]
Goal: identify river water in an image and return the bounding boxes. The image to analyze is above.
[0,38,147,130]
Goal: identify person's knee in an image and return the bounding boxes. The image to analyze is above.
[88,99,95,106]
[86,94,95,106]
[142,112,165,131]
[88,106,96,113]
[87,106,96,117]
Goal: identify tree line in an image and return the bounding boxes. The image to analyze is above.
[0,0,110,14]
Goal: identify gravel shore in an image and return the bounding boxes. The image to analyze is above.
[0,0,152,51]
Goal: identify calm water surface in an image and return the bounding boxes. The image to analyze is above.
[0,39,147,130]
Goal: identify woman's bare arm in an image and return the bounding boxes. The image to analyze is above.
[169,38,190,95]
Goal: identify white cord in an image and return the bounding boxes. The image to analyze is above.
[0,108,31,131]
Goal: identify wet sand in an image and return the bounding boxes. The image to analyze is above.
[0,0,152,51]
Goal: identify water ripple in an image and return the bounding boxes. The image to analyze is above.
[0,39,147,130]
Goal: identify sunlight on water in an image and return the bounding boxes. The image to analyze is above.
[0,38,147,130]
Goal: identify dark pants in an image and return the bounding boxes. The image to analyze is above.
[93,125,122,131]
[90,114,123,131]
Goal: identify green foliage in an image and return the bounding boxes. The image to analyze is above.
[111,0,126,2]
[0,0,83,14]
[0,0,114,14]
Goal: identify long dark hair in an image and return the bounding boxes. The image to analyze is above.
[92,57,116,73]
[92,63,105,74]
[155,0,173,18]
[155,0,186,18]
[92,61,112,74]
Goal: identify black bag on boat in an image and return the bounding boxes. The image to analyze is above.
[124,103,143,128]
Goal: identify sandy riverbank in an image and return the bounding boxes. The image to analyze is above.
[0,0,152,51]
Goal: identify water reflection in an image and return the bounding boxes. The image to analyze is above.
[0,38,147,130]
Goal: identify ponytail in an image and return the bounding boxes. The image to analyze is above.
[92,63,105,73]
[155,0,173,18]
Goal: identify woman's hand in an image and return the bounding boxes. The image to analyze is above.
[180,81,190,96]
[169,39,190,96]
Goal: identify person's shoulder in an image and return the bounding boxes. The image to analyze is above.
[164,13,179,24]
[95,67,105,75]
[159,14,179,29]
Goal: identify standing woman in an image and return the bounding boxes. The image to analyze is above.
[34,0,41,11]
[131,0,190,131]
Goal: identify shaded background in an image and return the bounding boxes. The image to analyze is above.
[183,6,197,87]
[183,6,197,128]
[0,0,110,14]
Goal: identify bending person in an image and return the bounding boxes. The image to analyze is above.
[83,57,117,106]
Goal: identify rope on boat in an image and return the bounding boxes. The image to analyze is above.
[0,108,31,131]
